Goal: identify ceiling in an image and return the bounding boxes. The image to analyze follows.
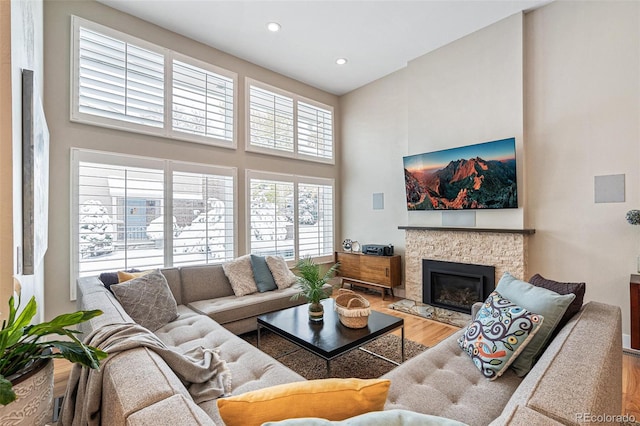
[97,0,550,96]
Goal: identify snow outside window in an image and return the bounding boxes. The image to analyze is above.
[71,16,237,148]
[246,79,334,163]
[71,149,236,299]
[247,171,334,263]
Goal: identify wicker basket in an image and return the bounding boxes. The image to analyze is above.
[334,289,371,329]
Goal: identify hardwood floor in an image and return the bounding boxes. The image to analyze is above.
[53,289,640,418]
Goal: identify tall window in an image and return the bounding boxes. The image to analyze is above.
[247,171,334,263]
[71,149,236,298]
[71,16,237,148]
[247,79,334,163]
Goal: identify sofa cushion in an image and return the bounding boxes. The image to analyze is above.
[217,378,390,426]
[495,272,575,377]
[528,273,585,330]
[383,328,522,425]
[180,264,234,304]
[458,291,544,380]
[251,255,277,292]
[187,286,304,326]
[159,267,182,305]
[223,255,259,296]
[266,256,298,289]
[117,269,151,283]
[111,269,179,331]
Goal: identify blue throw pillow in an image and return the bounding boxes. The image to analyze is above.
[495,272,575,376]
[250,255,277,292]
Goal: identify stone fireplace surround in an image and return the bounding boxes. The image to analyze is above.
[391,227,533,327]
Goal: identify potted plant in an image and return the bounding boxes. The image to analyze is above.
[291,257,340,322]
[0,291,107,425]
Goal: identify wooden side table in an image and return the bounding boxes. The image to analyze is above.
[631,275,640,350]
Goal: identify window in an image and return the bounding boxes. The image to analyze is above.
[247,171,334,263]
[247,79,334,163]
[71,16,237,148]
[71,149,236,299]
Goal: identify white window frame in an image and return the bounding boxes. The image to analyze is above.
[245,78,335,164]
[70,16,238,149]
[70,148,237,299]
[246,169,335,265]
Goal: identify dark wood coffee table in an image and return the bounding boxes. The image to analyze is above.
[257,298,404,376]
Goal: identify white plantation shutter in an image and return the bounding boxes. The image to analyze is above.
[72,17,237,148]
[172,59,235,142]
[247,80,334,163]
[248,85,294,152]
[298,183,334,258]
[172,170,235,266]
[297,102,333,160]
[248,176,294,259]
[77,26,164,127]
[71,149,236,298]
[247,171,334,263]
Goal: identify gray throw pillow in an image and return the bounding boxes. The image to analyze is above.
[250,255,277,292]
[265,256,298,289]
[111,269,178,331]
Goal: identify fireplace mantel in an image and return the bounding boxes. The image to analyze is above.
[398,226,535,235]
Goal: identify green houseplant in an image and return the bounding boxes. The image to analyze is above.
[0,291,107,423]
[291,257,340,321]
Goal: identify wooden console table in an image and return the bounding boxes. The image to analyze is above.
[335,251,401,300]
[632,275,640,350]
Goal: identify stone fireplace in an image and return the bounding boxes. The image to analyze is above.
[391,227,532,326]
[423,259,495,314]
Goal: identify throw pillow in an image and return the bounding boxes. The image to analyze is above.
[265,256,298,290]
[458,291,544,380]
[250,255,277,292]
[111,269,179,331]
[99,268,140,292]
[262,409,468,425]
[217,378,390,426]
[117,269,151,283]
[222,255,258,296]
[529,273,585,330]
[495,272,576,377]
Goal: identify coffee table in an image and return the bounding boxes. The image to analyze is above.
[257,298,404,376]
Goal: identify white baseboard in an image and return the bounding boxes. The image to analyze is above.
[623,333,631,349]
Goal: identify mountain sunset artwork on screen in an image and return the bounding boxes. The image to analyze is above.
[403,138,518,210]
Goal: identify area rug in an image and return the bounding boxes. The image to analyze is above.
[241,330,428,380]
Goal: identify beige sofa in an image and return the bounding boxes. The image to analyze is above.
[75,264,622,425]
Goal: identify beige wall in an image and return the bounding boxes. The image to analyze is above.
[43,1,339,319]
[340,1,640,338]
[0,0,45,321]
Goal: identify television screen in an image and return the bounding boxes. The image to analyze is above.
[403,137,517,210]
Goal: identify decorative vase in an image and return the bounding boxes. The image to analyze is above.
[308,302,324,322]
[0,358,54,426]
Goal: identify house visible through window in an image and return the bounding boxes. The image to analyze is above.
[71,149,236,298]
[247,171,334,263]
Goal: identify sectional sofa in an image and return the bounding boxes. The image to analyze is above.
[74,263,622,425]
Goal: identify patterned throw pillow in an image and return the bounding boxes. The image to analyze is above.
[111,269,179,331]
[458,291,544,380]
[222,255,259,296]
[265,256,298,290]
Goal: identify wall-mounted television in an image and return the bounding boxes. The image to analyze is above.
[403,137,517,210]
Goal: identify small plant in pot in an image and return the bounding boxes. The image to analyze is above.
[291,257,340,322]
[0,290,107,425]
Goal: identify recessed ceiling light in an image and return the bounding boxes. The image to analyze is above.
[336,58,348,65]
[267,22,281,32]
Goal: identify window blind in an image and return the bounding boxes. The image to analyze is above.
[172,60,234,142]
[298,183,334,258]
[248,85,294,152]
[297,102,333,160]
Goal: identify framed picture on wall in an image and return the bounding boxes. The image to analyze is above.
[22,69,49,275]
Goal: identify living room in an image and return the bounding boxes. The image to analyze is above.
[1,0,639,424]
